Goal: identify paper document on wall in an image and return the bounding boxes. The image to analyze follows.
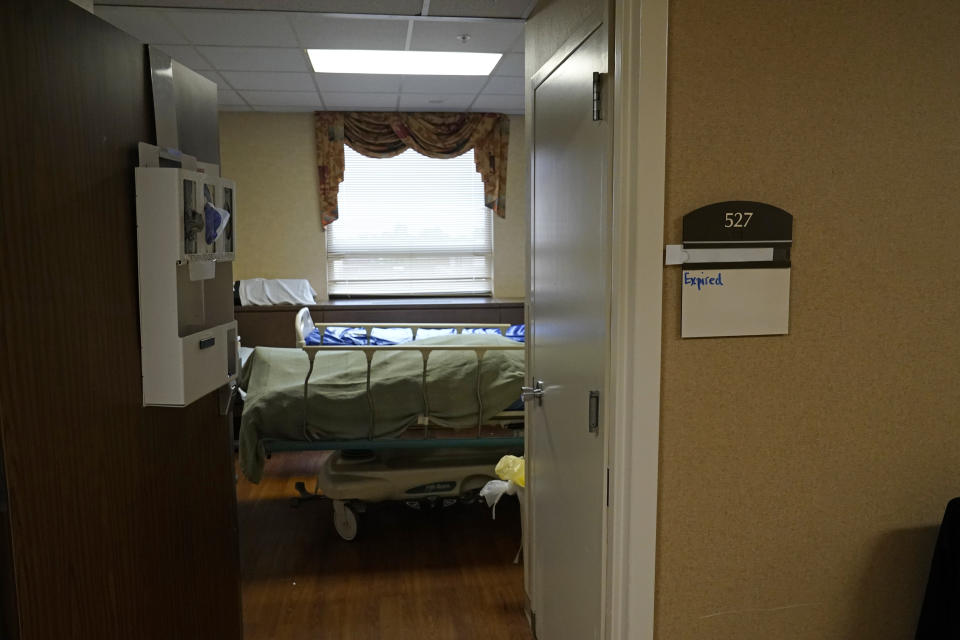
[681,268,790,338]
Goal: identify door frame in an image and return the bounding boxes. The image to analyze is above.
[605,0,668,638]
[525,0,668,638]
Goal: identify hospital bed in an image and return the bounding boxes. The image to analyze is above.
[237,307,525,540]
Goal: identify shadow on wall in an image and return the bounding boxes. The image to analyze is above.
[846,525,940,638]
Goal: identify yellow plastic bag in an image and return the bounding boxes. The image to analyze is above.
[495,455,525,488]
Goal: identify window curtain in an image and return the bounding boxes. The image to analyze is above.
[315,111,509,226]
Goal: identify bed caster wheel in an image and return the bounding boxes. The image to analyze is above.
[333,500,358,541]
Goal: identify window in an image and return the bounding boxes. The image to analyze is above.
[326,147,493,296]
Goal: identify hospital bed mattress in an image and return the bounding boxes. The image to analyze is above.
[238,332,524,483]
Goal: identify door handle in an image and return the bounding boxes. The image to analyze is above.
[521,380,545,406]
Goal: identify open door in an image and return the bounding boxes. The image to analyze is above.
[527,24,610,640]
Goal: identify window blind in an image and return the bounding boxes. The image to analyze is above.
[326,147,493,296]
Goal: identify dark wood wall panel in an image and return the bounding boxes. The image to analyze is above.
[0,426,17,640]
[0,1,241,638]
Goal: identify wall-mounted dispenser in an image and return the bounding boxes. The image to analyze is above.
[665,201,793,338]
[135,143,238,406]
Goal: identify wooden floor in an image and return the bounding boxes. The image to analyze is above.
[237,452,533,640]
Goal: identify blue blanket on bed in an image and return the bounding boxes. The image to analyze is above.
[304,324,525,346]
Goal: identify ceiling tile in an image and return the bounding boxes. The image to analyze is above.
[315,74,402,93]
[401,75,486,94]
[427,0,530,19]
[306,0,423,13]
[163,9,298,47]
[221,71,315,91]
[493,53,523,77]
[196,69,227,87]
[218,105,252,112]
[95,6,188,44]
[471,93,524,113]
[96,0,424,11]
[239,90,322,107]
[483,76,524,95]
[321,92,398,109]
[410,21,522,53]
[198,47,309,72]
[218,89,246,106]
[292,15,409,49]
[399,94,476,110]
[153,45,213,70]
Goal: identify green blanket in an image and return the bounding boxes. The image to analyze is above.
[238,333,525,483]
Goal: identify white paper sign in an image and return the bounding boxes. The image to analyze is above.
[681,268,790,338]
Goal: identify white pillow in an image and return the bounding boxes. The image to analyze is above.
[238,278,317,306]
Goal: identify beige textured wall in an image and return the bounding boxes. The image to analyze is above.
[219,112,327,299]
[218,112,527,300]
[658,1,960,638]
[494,115,528,298]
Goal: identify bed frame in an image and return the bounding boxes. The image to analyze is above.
[258,308,525,455]
[255,308,526,539]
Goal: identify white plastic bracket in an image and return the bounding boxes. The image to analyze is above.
[664,244,775,266]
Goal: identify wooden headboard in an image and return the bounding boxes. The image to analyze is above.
[235,297,525,347]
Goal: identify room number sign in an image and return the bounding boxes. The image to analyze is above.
[679,201,793,338]
[683,201,792,247]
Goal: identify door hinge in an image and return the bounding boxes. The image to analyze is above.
[592,71,602,121]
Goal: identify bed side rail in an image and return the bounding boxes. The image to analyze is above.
[294,307,315,347]
[313,321,513,345]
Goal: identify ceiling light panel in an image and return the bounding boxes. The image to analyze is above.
[308,49,501,76]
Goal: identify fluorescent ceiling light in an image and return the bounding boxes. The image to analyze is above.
[307,49,502,76]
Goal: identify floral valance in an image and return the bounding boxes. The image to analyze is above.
[315,111,510,226]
